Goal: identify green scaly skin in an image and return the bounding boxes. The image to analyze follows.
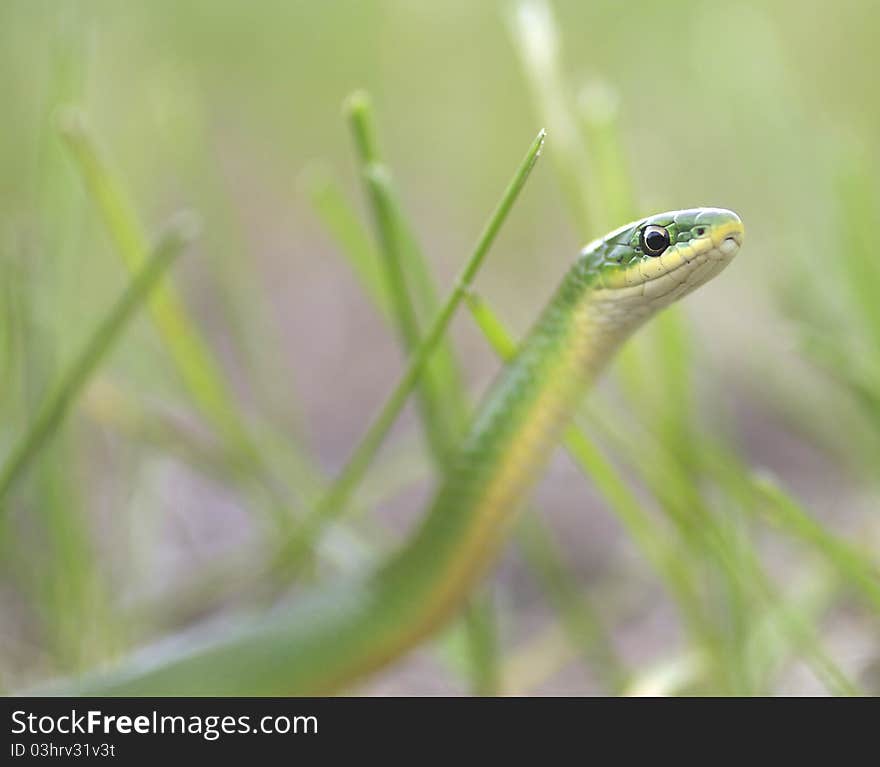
[71,208,743,695]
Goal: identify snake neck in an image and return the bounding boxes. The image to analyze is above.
[377,258,648,632]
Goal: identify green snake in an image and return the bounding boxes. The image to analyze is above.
[74,207,743,695]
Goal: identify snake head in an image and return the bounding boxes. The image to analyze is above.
[581,207,744,306]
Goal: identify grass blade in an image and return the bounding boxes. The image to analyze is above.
[751,472,880,613]
[306,167,390,319]
[345,92,468,461]
[59,109,297,530]
[577,81,637,233]
[0,215,198,505]
[508,0,592,237]
[344,91,500,694]
[274,127,546,568]
[516,513,628,693]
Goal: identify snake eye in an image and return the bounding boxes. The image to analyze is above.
[640,225,670,257]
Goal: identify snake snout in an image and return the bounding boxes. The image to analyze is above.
[724,231,743,246]
[696,208,744,255]
[721,228,743,253]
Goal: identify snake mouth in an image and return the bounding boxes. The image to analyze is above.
[710,217,745,250]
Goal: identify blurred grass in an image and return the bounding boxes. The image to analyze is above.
[59,109,295,535]
[0,215,197,503]
[1,0,879,695]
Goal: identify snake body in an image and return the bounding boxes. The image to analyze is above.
[76,207,743,695]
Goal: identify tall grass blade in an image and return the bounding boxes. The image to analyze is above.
[57,112,291,511]
[0,215,198,505]
[508,0,592,237]
[274,128,546,567]
[345,92,468,460]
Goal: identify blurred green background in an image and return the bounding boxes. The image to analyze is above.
[1,0,878,695]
